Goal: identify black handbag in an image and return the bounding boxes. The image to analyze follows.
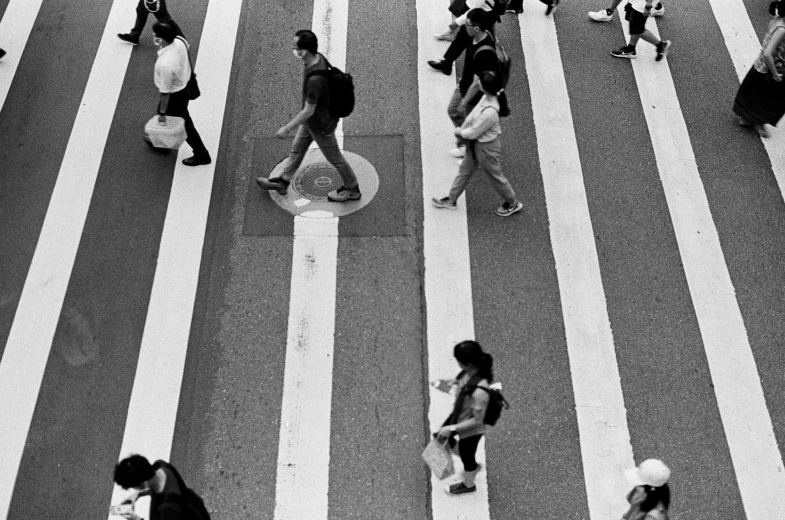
[177,36,201,100]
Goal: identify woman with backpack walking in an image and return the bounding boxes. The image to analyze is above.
[432,70,523,217]
[621,459,671,520]
[434,340,494,496]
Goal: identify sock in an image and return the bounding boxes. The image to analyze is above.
[463,468,479,488]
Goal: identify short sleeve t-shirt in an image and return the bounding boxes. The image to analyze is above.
[302,54,337,133]
[460,33,499,96]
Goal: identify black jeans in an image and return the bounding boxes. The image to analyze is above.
[458,435,483,472]
[130,0,183,38]
[443,23,496,65]
[160,89,208,156]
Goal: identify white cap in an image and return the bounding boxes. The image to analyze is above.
[625,459,671,488]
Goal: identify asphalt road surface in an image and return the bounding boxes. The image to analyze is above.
[1,0,785,519]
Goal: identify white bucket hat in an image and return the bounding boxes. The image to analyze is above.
[625,459,671,488]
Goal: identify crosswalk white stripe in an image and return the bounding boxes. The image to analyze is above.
[416,0,492,518]
[0,0,45,114]
[621,10,785,520]
[518,6,634,519]
[274,214,339,520]
[312,0,348,147]
[708,0,785,206]
[108,0,244,515]
[0,1,136,518]
[272,1,349,517]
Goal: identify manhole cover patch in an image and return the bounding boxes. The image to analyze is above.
[293,163,342,200]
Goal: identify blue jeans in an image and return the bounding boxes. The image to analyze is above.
[278,124,358,188]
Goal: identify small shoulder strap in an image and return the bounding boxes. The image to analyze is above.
[175,36,195,73]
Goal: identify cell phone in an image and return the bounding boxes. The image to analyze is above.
[431,379,453,393]
[109,503,134,516]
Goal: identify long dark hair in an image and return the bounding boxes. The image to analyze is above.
[640,484,671,512]
[454,340,494,382]
[480,71,510,117]
[771,1,785,16]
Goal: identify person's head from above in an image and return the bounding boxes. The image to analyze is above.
[293,29,318,61]
[480,70,503,96]
[466,8,490,34]
[625,459,672,511]
[114,454,156,492]
[152,21,177,47]
[453,340,494,381]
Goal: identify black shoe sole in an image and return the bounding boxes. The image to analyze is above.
[427,61,452,75]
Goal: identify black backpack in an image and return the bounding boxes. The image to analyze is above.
[473,386,510,426]
[306,55,355,119]
[156,461,211,520]
[475,33,512,91]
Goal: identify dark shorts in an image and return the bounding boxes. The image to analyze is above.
[628,8,648,35]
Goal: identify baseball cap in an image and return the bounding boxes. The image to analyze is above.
[625,459,671,488]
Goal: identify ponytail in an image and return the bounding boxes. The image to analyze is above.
[453,340,494,382]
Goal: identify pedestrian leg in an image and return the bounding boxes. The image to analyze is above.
[447,143,479,203]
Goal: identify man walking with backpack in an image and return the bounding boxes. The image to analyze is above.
[113,454,210,520]
[256,30,361,202]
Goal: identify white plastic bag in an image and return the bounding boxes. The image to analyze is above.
[144,115,186,149]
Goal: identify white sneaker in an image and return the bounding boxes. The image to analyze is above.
[588,9,613,22]
[651,3,664,17]
[448,146,466,158]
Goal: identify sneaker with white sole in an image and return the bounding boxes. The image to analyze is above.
[495,200,523,217]
[588,9,613,22]
[651,3,664,17]
[327,185,361,202]
[611,45,637,59]
[445,483,477,496]
[448,146,466,158]
[432,197,457,209]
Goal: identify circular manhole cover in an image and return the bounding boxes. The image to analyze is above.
[293,163,343,201]
[264,148,379,218]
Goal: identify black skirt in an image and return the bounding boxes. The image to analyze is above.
[733,67,785,126]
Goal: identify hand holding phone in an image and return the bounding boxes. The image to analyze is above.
[430,379,455,393]
[109,503,134,517]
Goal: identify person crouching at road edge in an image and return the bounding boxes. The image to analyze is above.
[256,30,361,202]
[434,340,494,496]
[622,459,671,520]
[152,22,211,166]
[433,71,523,217]
[119,0,184,46]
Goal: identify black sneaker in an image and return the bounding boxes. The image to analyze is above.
[611,45,637,59]
[545,0,560,15]
[118,33,140,45]
[182,154,211,166]
[327,185,361,202]
[427,60,453,76]
[445,483,477,496]
[656,40,671,62]
[256,177,290,195]
[0,48,6,60]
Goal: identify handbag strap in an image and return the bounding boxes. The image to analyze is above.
[175,36,195,74]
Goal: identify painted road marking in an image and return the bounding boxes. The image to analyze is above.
[0,0,45,113]
[274,214,339,520]
[0,1,136,518]
[271,0,349,518]
[519,6,635,519]
[621,9,785,520]
[708,0,785,205]
[108,0,244,515]
[311,0,347,147]
[415,0,491,518]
